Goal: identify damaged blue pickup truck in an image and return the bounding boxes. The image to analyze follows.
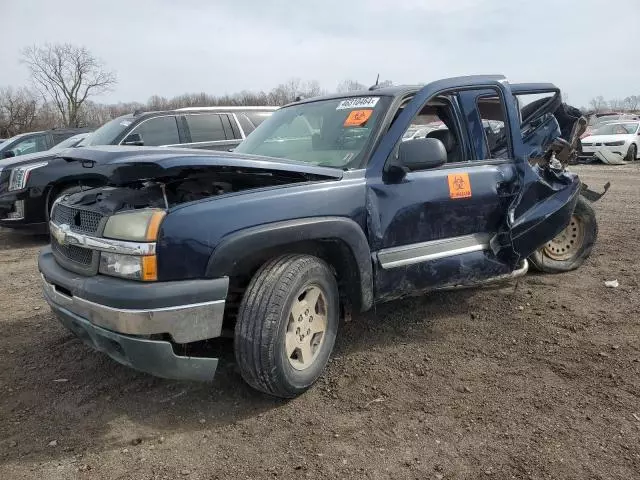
[38,75,604,398]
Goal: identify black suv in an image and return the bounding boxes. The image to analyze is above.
[0,106,277,232]
[0,128,92,159]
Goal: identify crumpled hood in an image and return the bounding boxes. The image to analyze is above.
[59,145,344,185]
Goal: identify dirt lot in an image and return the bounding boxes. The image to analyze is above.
[0,164,638,480]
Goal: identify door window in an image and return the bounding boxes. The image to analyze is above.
[476,96,508,158]
[245,111,272,128]
[237,114,256,136]
[12,135,47,156]
[185,114,226,142]
[131,116,180,146]
[398,96,466,165]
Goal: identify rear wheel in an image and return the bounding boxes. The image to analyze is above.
[625,143,637,162]
[234,254,339,398]
[529,196,598,273]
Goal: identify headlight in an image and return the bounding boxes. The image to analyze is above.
[8,162,48,191]
[100,209,165,281]
[99,252,157,281]
[103,209,165,242]
[604,140,625,146]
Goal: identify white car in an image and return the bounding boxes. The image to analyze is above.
[581,121,640,162]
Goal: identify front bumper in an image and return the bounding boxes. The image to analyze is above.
[39,247,229,382]
[580,144,627,157]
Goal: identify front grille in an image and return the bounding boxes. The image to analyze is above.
[52,203,103,235]
[51,239,93,266]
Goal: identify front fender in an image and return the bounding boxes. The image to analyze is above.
[205,217,374,312]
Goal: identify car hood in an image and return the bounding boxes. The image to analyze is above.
[0,149,68,169]
[582,134,633,143]
[58,146,344,185]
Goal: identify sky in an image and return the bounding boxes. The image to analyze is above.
[1,0,639,108]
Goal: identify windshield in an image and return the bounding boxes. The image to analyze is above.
[593,122,639,135]
[77,115,133,146]
[0,134,24,151]
[591,115,618,125]
[234,96,389,168]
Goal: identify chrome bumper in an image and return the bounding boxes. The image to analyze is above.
[41,274,225,344]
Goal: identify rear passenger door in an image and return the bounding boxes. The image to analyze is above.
[182,113,241,151]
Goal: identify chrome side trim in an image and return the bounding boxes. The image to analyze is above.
[180,139,239,147]
[49,221,156,256]
[41,275,225,344]
[377,233,492,269]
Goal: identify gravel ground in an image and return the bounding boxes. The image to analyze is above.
[0,163,638,480]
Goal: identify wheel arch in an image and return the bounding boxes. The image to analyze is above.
[206,217,374,312]
[45,175,110,218]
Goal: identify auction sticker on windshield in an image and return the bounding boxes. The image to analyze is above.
[336,97,380,110]
[344,109,373,127]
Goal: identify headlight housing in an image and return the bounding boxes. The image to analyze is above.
[103,209,165,242]
[99,252,157,281]
[604,140,625,146]
[99,209,165,281]
[8,162,48,191]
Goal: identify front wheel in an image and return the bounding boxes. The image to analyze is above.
[234,254,339,398]
[529,195,598,273]
[625,143,637,162]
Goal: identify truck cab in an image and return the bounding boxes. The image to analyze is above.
[38,75,597,398]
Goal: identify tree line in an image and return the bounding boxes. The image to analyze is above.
[587,96,640,114]
[0,43,393,138]
[12,43,636,139]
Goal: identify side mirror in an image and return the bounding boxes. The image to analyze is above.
[122,133,144,146]
[2,150,16,159]
[398,138,447,171]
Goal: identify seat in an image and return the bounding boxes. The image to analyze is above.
[426,129,462,163]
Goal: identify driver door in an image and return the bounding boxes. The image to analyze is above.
[365,76,521,301]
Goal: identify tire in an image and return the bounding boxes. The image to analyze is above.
[529,195,598,273]
[234,254,339,398]
[625,143,637,162]
[47,185,83,220]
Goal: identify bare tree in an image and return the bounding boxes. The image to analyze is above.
[588,96,607,113]
[608,98,622,111]
[266,78,325,105]
[0,87,40,137]
[21,43,117,128]
[336,80,366,93]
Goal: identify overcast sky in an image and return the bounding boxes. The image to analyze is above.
[2,0,639,108]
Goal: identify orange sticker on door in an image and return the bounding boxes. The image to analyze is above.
[447,173,472,199]
[344,109,373,127]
